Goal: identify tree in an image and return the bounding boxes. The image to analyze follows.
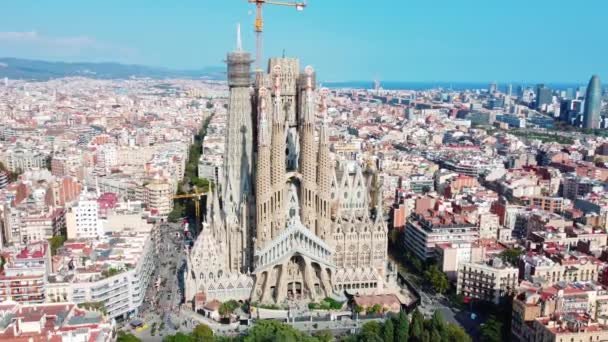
[425,265,450,294]
[48,235,67,255]
[410,309,424,340]
[341,336,358,342]
[191,324,214,342]
[431,330,442,342]
[359,332,383,342]
[354,304,364,314]
[388,229,401,245]
[361,321,382,337]
[499,248,523,266]
[313,330,333,342]
[168,202,186,223]
[244,320,304,342]
[117,332,142,342]
[191,177,210,191]
[163,333,194,342]
[395,311,409,342]
[430,311,445,335]
[218,300,239,319]
[446,324,472,342]
[421,330,430,342]
[383,317,394,342]
[479,317,502,342]
[366,304,383,315]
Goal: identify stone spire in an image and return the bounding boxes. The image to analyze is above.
[299,66,317,231]
[318,88,330,148]
[210,185,222,236]
[224,34,253,213]
[258,87,271,146]
[255,87,272,248]
[236,23,242,52]
[270,65,286,237]
[372,167,383,223]
[316,88,332,239]
[223,25,253,272]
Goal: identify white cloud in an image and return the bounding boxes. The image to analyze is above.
[0,31,137,62]
[0,31,39,41]
[0,31,97,48]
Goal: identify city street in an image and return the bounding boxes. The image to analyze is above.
[396,263,484,339]
[136,221,189,338]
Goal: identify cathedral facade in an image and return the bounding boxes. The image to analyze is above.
[185,39,390,305]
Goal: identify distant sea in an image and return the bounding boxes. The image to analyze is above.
[322,81,585,91]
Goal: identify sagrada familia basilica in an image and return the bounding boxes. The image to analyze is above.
[185,28,393,305]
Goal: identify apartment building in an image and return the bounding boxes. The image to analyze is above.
[65,192,104,239]
[144,177,173,217]
[51,228,156,319]
[457,258,518,304]
[512,282,608,342]
[0,241,50,304]
[0,301,114,341]
[404,210,479,260]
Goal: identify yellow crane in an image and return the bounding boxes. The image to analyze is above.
[247,0,306,72]
[172,186,207,230]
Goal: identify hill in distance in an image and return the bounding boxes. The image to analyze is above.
[0,57,224,80]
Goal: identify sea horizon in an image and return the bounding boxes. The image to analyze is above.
[321,80,588,91]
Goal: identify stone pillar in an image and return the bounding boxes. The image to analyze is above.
[275,261,290,303]
[302,257,319,302]
[320,267,333,298]
[260,269,274,303]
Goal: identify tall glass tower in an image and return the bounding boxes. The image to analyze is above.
[582,75,602,129]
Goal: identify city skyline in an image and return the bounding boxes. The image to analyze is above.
[1,0,607,83]
[1,8,608,339]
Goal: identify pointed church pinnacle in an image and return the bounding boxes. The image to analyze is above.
[272,65,282,95]
[303,66,315,122]
[259,87,268,117]
[304,65,314,94]
[320,87,329,122]
[236,23,243,51]
[272,65,282,122]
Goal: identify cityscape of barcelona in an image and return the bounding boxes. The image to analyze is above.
[0,1,607,341]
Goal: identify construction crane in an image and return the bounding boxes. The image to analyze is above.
[172,186,207,231]
[247,0,306,72]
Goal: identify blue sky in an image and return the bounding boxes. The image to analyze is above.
[0,0,606,83]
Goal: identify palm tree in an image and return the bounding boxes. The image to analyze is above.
[218,302,234,320]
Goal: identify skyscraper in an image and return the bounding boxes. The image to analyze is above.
[565,88,575,99]
[536,84,552,111]
[489,83,497,93]
[582,75,602,129]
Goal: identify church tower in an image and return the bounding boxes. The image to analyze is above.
[224,24,253,272]
[316,88,332,240]
[255,87,272,247]
[270,66,287,238]
[298,66,317,232]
